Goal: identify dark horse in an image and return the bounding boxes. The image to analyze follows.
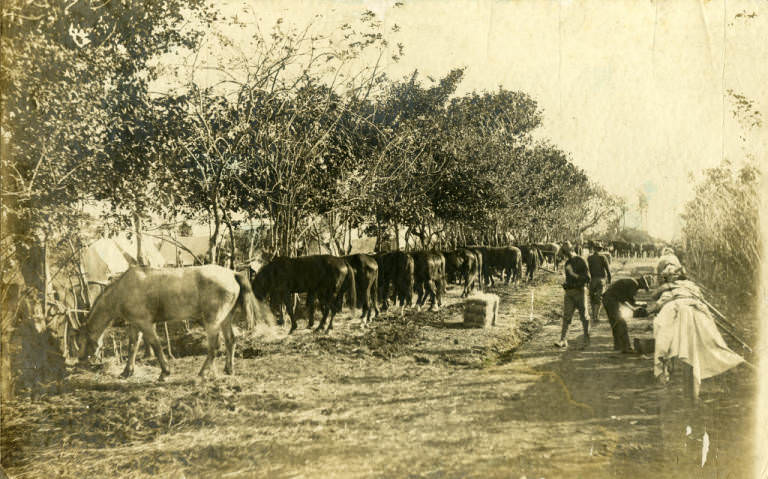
[464,247,485,291]
[77,265,274,381]
[375,251,414,310]
[411,251,446,310]
[445,248,480,297]
[443,250,465,285]
[344,254,380,326]
[473,246,521,286]
[250,255,356,333]
[517,244,541,281]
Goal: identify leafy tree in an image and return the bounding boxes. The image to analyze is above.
[1,0,213,289]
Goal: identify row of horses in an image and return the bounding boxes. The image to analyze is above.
[76,243,562,381]
[249,244,561,334]
[599,240,666,259]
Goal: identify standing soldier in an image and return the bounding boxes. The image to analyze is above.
[555,241,591,349]
[587,243,611,326]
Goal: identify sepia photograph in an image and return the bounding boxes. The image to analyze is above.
[1,0,766,477]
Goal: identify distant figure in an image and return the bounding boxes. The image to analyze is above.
[601,276,652,353]
[656,247,685,283]
[555,241,591,349]
[587,243,612,325]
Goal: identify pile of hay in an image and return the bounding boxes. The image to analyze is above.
[463,293,499,328]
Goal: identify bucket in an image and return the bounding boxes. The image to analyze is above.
[634,338,655,354]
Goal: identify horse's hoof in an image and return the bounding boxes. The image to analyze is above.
[120,369,133,379]
[157,373,170,382]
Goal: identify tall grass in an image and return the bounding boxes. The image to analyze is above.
[681,160,760,341]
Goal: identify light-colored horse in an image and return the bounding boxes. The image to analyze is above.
[77,265,274,381]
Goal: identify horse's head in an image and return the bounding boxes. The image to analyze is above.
[249,267,269,301]
[76,327,100,362]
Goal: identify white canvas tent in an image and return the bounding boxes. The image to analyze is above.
[81,235,168,283]
[113,234,166,267]
[158,236,210,266]
[81,238,134,283]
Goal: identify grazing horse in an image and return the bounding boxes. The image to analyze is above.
[464,247,485,291]
[375,251,414,310]
[473,247,521,286]
[538,243,561,268]
[517,244,541,281]
[344,254,380,326]
[250,255,356,333]
[641,243,656,258]
[503,246,523,284]
[454,248,480,297]
[611,240,631,258]
[77,265,272,381]
[468,246,495,286]
[443,250,466,285]
[411,251,445,310]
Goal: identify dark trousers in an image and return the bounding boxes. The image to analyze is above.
[602,296,631,351]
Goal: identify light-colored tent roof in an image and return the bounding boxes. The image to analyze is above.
[81,238,134,283]
[113,234,166,267]
[81,235,169,283]
[158,236,210,266]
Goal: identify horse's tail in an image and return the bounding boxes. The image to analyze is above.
[345,261,357,312]
[235,272,274,328]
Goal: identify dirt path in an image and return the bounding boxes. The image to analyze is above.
[2,260,755,478]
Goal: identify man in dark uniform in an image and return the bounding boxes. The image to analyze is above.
[587,243,611,326]
[555,241,590,349]
[602,275,652,353]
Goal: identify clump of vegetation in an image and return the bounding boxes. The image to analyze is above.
[681,160,760,343]
[358,319,423,359]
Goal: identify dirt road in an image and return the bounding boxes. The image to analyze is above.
[1,259,755,478]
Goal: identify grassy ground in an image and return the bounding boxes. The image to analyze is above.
[1,260,755,478]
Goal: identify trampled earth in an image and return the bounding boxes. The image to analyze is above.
[1,259,755,478]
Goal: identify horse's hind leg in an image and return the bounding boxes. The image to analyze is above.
[120,326,142,379]
[426,281,438,311]
[198,326,221,378]
[285,292,300,333]
[306,292,316,330]
[221,319,236,376]
[317,301,331,332]
[415,283,425,308]
[360,286,372,327]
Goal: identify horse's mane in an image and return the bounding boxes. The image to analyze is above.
[87,269,128,313]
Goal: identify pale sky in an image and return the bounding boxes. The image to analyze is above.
[174,0,768,241]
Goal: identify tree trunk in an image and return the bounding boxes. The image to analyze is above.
[133,213,144,266]
[375,216,383,253]
[248,223,257,261]
[227,218,235,269]
[42,236,49,317]
[347,220,353,255]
